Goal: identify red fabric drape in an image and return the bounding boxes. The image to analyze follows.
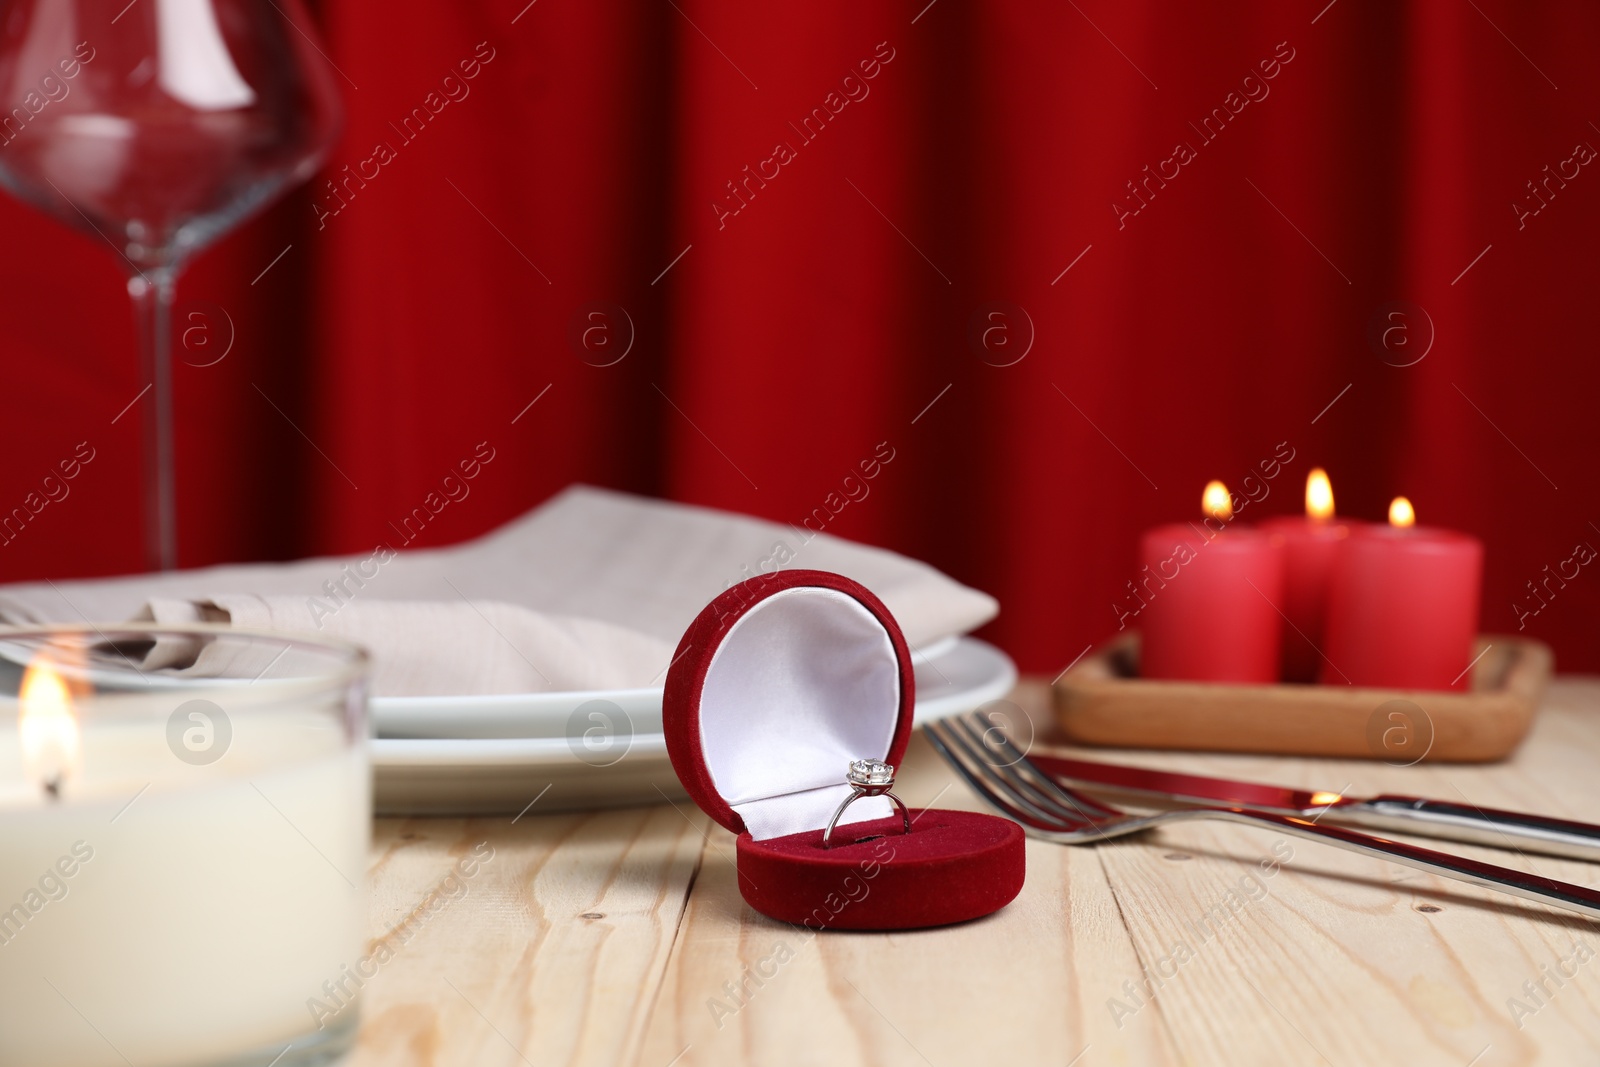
[4,1,1598,674]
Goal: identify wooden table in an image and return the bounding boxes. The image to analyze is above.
[350,677,1600,1067]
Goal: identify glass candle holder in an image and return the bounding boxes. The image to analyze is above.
[0,624,370,1067]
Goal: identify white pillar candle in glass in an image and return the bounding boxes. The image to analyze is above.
[0,625,370,1067]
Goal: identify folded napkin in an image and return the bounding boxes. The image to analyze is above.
[134,595,677,696]
[0,486,998,696]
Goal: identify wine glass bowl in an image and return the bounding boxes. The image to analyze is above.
[0,0,342,271]
[0,0,344,570]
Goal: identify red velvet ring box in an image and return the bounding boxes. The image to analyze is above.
[664,569,1025,930]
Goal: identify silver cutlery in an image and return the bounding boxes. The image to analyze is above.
[925,712,1600,922]
[1027,748,1600,862]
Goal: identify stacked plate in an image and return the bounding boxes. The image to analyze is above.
[372,636,1016,814]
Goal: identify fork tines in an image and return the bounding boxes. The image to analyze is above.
[924,711,1117,835]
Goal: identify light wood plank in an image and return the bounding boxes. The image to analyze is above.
[347,804,703,1067]
[1047,677,1600,1067]
[345,677,1600,1067]
[632,729,1180,1067]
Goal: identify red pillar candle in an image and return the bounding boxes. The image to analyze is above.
[1259,468,1361,683]
[1139,481,1286,683]
[1321,497,1484,691]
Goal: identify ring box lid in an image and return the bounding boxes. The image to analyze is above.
[663,570,915,841]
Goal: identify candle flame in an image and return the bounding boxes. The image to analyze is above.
[1388,496,1416,528]
[1201,480,1233,522]
[1306,468,1334,521]
[18,649,82,797]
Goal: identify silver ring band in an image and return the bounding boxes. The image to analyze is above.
[822,759,913,848]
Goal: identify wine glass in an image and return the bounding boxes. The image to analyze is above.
[0,0,343,570]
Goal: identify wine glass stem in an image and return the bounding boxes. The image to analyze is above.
[129,268,178,572]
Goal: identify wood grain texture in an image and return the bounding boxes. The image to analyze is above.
[346,804,704,1067]
[350,676,1600,1067]
[632,734,1179,1067]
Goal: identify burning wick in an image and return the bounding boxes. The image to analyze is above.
[1201,480,1233,523]
[1388,496,1416,528]
[19,649,82,803]
[1306,468,1334,521]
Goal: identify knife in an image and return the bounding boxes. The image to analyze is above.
[1029,752,1600,862]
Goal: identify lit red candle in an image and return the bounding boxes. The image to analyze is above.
[1259,468,1359,683]
[1321,497,1484,691]
[1140,481,1285,683]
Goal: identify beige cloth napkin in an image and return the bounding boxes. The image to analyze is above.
[0,486,999,696]
[134,595,677,696]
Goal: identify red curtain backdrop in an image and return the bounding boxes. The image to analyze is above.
[4,1,1599,674]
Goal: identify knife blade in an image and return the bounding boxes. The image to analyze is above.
[1029,752,1600,862]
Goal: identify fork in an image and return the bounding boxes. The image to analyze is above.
[925,712,1600,922]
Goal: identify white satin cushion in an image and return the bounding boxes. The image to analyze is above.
[699,587,900,841]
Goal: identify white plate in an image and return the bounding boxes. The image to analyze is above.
[372,636,1016,815]
[375,686,665,740]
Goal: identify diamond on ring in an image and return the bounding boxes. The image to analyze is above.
[847,758,895,793]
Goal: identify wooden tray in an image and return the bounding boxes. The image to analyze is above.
[1053,633,1552,763]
